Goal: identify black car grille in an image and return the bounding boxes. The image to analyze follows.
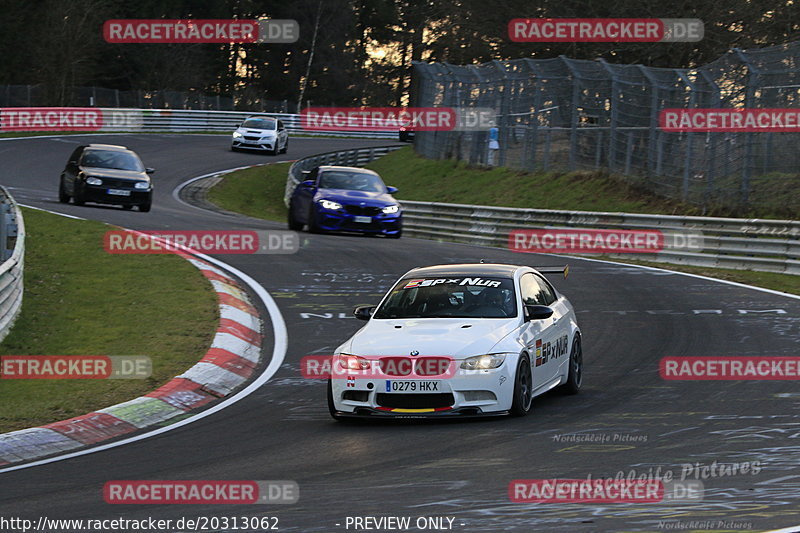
[344,205,382,216]
[89,178,139,189]
[243,136,261,141]
[376,393,454,409]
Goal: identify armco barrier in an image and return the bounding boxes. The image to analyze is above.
[285,146,800,275]
[0,107,397,139]
[401,201,800,275]
[0,186,23,343]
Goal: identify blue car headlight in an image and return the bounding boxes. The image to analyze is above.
[319,199,342,210]
[382,204,399,214]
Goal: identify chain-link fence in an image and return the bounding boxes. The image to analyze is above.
[0,85,296,113]
[412,41,800,213]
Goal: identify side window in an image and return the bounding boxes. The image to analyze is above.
[519,274,545,306]
[533,273,557,305]
[277,120,285,130]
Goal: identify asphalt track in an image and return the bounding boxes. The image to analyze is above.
[0,134,799,532]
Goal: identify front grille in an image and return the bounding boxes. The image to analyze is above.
[378,357,413,376]
[342,390,369,402]
[415,357,452,376]
[344,205,382,216]
[90,178,137,189]
[243,136,261,141]
[376,393,454,409]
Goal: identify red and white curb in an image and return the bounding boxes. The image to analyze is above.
[0,252,263,466]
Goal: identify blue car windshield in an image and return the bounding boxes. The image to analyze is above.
[318,171,385,192]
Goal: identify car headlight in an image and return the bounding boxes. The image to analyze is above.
[85,177,102,185]
[460,354,506,370]
[336,353,371,371]
[134,182,150,189]
[232,131,243,138]
[319,199,342,210]
[382,204,399,214]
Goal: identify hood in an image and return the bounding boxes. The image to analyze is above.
[346,318,520,358]
[315,188,396,206]
[236,127,276,135]
[79,166,149,181]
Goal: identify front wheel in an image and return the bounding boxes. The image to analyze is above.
[287,202,303,230]
[58,179,70,203]
[72,184,85,206]
[307,207,322,233]
[327,380,343,421]
[387,228,402,239]
[139,200,152,212]
[559,334,583,395]
[510,354,533,416]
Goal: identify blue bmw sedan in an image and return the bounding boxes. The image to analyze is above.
[288,166,402,238]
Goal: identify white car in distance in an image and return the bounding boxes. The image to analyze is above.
[231,116,289,155]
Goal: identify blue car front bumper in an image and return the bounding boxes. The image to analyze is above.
[315,208,402,235]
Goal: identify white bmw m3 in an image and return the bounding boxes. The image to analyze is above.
[328,263,583,419]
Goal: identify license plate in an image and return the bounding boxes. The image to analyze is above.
[385,380,440,393]
[107,189,131,196]
[354,216,371,223]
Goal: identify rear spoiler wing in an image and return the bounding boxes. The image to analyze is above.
[533,265,569,279]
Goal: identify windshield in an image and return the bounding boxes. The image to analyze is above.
[242,118,276,130]
[373,276,517,319]
[318,171,385,192]
[80,150,144,172]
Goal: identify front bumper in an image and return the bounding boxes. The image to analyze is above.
[315,208,402,236]
[331,362,515,417]
[232,138,276,151]
[82,186,152,205]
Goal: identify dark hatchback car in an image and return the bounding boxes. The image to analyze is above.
[287,166,402,238]
[59,144,154,212]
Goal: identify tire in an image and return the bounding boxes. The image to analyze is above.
[139,201,151,212]
[268,144,278,156]
[230,145,238,152]
[58,179,70,203]
[307,207,322,233]
[72,184,85,206]
[510,354,533,416]
[327,379,343,421]
[280,138,288,154]
[287,201,303,230]
[387,228,402,239]
[559,334,583,395]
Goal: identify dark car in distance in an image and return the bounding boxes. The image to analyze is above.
[287,165,402,238]
[59,144,154,212]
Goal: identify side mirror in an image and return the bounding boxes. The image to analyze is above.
[524,305,553,321]
[301,179,316,188]
[386,186,398,194]
[354,305,376,321]
[145,168,155,174]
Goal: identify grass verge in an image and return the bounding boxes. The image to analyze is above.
[0,208,218,432]
[206,162,290,223]
[206,148,800,297]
